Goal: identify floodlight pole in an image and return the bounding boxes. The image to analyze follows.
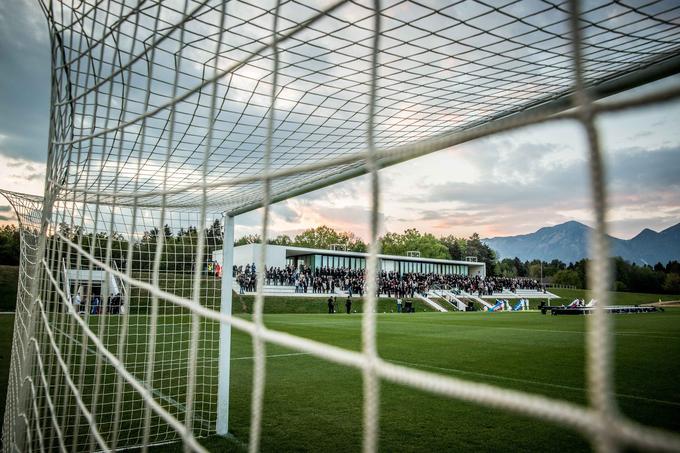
[216,214,234,436]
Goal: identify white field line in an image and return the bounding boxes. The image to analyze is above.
[231,352,310,361]
[387,359,680,408]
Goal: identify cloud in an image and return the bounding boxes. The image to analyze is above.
[271,202,302,223]
[2,1,679,242]
[229,138,680,241]
[0,155,47,198]
[608,147,680,190]
[24,172,44,182]
[0,0,50,162]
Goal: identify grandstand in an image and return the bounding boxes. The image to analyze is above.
[218,244,556,308]
[2,0,680,452]
[220,243,485,276]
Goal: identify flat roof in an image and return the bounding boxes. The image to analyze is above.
[238,244,484,266]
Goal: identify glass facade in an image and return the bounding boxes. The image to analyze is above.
[293,254,369,270]
[285,252,469,276]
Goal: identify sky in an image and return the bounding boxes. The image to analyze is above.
[1,0,679,241]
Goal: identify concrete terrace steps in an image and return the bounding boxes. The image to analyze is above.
[428,289,467,311]
[230,283,557,306]
[430,294,458,310]
[415,293,448,312]
[459,291,494,310]
[233,283,347,297]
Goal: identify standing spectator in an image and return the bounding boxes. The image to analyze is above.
[91,295,100,315]
[110,293,121,314]
[73,293,82,314]
[346,296,352,314]
[327,296,334,314]
[396,298,402,313]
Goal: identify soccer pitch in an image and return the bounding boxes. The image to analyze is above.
[219,311,680,452]
[5,308,676,452]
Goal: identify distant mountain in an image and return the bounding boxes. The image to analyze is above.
[483,221,680,264]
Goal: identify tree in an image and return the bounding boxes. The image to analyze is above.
[293,225,366,252]
[662,273,680,293]
[498,259,518,277]
[380,229,450,259]
[439,234,464,260]
[665,261,680,275]
[235,234,261,246]
[205,219,223,246]
[268,235,292,246]
[552,269,582,287]
[528,262,542,280]
[512,257,527,277]
[627,264,665,293]
[568,259,587,288]
[465,233,497,276]
[0,225,20,265]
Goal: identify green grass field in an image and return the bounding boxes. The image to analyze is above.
[1,263,679,451]
[2,306,679,452]
[197,310,680,452]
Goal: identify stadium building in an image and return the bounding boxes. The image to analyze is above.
[213,243,486,277]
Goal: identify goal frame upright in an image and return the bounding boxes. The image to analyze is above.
[216,214,234,436]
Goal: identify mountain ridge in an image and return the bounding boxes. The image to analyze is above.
[483,221,680,264]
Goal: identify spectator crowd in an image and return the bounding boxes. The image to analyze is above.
[232,264,545,297]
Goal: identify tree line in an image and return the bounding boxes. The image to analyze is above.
[493,256,680,294]
[1,222,679,293]
[54,220,224,272]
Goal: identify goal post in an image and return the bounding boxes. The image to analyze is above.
[216,214,234,436]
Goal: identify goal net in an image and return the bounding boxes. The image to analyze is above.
[2,0,680,452]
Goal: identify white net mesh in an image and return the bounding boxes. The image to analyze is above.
[3,0,680,452]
